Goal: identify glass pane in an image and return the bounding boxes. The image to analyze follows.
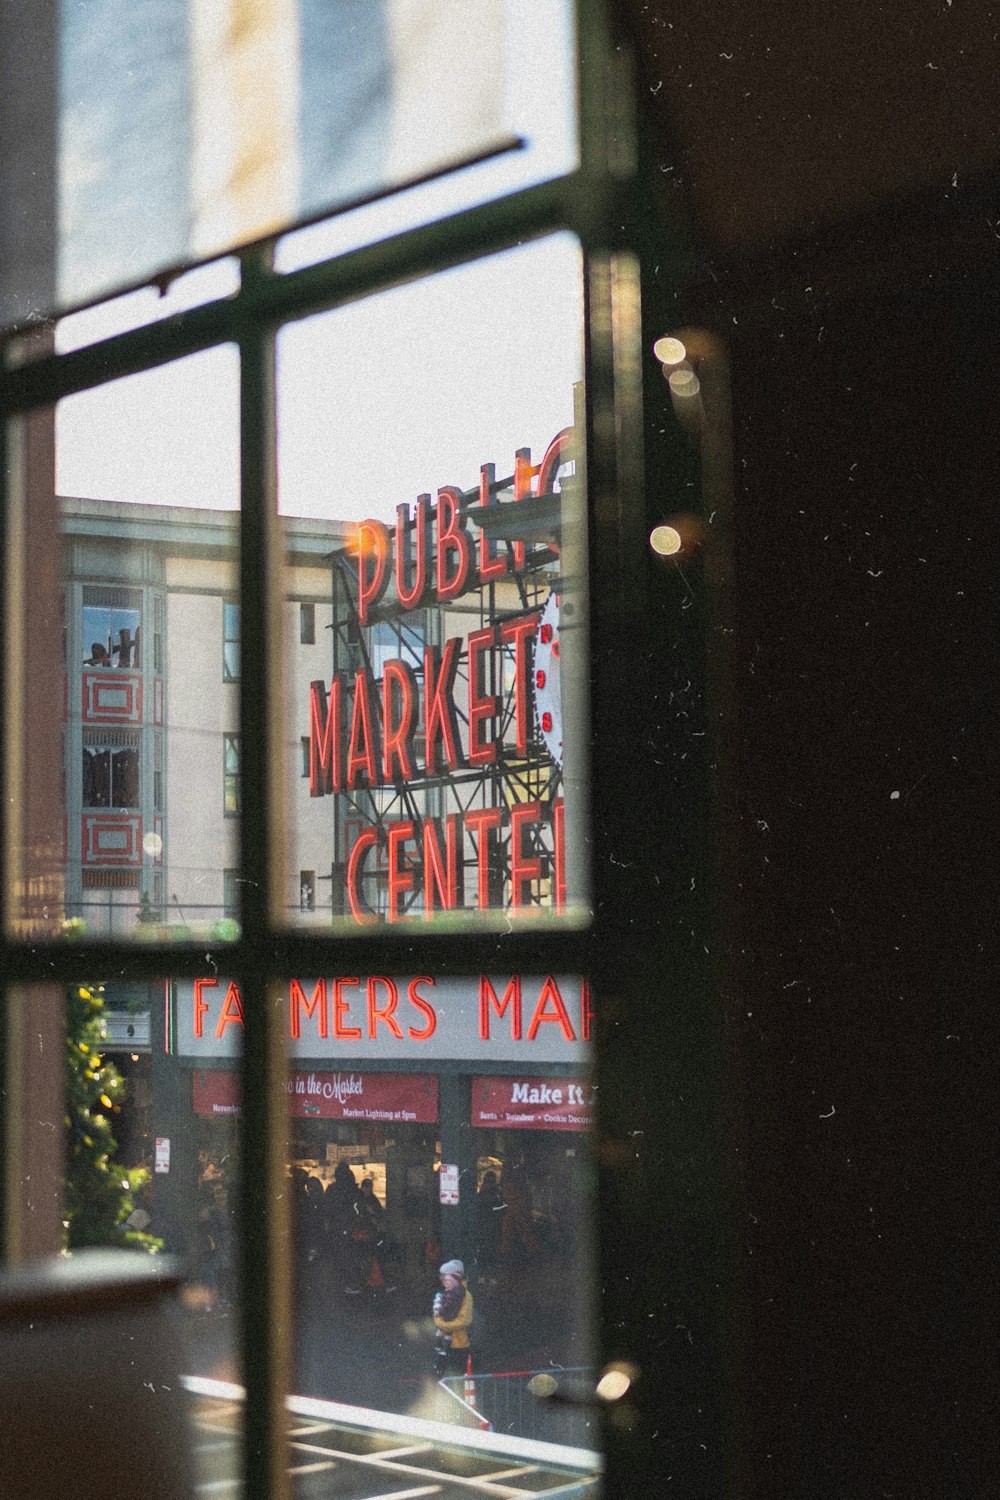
[0,0,543,332]
[8,979,243,1490]
[171,970,599,1466]
[277,233,589,933]
[4,346,241,940]
[276,0,578,274]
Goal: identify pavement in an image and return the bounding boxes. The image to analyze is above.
[184,1259,595,1446]
[186,1378,601,1499]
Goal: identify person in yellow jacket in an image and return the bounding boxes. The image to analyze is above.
[432,1258,474,1375]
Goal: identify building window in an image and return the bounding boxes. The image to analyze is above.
[82,729,140,808]
[299,870,315,911]
[223,734,240,816]
[299,601,315,644]
[83,584,142,668]
[223,599,240,681]
[153,594,164,673]
[300,736,310,777]
[369,615,424,677]
[223,868,240,919]
[153,733,163,811]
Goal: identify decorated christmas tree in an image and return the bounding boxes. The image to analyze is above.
[64,983,161,1253]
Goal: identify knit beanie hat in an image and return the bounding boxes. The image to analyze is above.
[439,1259,465,1277]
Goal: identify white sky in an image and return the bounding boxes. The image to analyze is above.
[53,0,581,522]
[276,234,582,521]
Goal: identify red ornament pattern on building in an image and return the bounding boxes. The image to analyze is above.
[82,671,143,724]
[81,814,142,865]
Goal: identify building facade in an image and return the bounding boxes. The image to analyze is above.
[63,496,347,934]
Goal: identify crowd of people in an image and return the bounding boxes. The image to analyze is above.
[195,1176,236,1313]
[294,1159,389,1298]
[190,1146,591,1392]
[194,1147,575,1324]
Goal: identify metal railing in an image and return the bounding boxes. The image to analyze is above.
[441,1366,597,1451]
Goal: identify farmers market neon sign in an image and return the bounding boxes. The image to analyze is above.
[174,974,591,1065]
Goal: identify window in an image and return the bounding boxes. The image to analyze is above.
[153,733,163,812]
[0,10,731,1500]
[223,734,240,816]
[153,594,163,673]
[300,736,310,777]
[223,599,240,681]
[223,868,240,920]
[83,585,141,668]
[82,729,140,809]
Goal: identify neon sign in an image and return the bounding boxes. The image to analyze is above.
[307,429,576,925]
[175,974,591,1064]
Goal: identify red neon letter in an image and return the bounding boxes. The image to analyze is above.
[553,797,567,911]
[435,485,472,602]
[536,427,573,497]
[467,626,498,766]
[382,658,417,782]
[465,807,502,910]
[395,497,430,610]
[423,637,463,773]
[346,668,381,789]
[477,462,508,583]
[290,978,328,1040]
[356,519,390,624]
[581,977,593,1043]
[423,814,462,917]
[346,828,378,924]
[510,801,543,908]
[215,981,244,1038]
[479,975,522,1041]
[387,819,416,923]
[407,977,438,1041]
[332,978,362,1040]
[367,977,404,1039]
[309,677,342,796]
[500,613,539,755]
[526,975,576,1042]
[512,447,539,571]
[193,977,217,1038]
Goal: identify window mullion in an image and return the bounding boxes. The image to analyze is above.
[0,176,574,417]
[237,252,291,1500]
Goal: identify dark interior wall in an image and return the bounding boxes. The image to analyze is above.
[706,250,995,1495]
[622,0,1000,256]
[612,4,998,1486]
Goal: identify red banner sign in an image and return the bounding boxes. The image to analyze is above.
[471,1075,593,1132]
[192,1069,439,1124]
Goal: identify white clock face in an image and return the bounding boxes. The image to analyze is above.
[533,591,563,767]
